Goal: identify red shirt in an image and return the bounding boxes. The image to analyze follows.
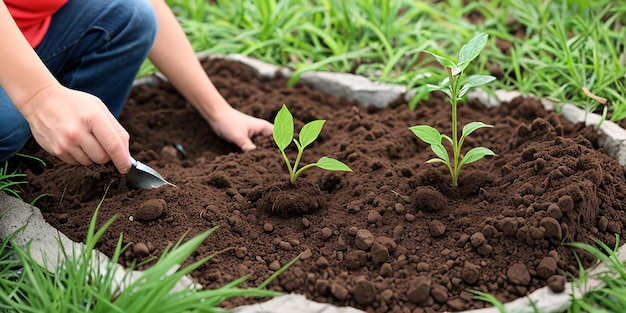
[5,0,68,47]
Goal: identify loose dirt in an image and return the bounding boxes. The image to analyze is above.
[14,58,626,312]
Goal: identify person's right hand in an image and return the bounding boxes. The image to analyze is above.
[19,84,132,174]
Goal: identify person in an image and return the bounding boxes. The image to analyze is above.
[0,0,274,175]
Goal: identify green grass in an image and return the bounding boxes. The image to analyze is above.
[0,191,287,312]
[5,0,626,309]
[0,157,28,199]
[0,159,293,312]
[154,0,626,311]
[567,236,626,312]
[469,236,626,312]
[153,0,626,123]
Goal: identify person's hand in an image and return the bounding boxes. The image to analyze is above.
[19,85,132,173]
[207,106,273,151]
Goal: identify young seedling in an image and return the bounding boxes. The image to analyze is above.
[273,104,352,184]
[409,32,496,186]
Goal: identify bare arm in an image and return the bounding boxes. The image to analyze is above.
[0,3,131,173]
[0,3,57,109]
[147,0,273,151]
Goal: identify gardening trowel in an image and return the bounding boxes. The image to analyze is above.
[126,156,176,189]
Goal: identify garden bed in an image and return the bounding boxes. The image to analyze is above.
[16,57,626,312]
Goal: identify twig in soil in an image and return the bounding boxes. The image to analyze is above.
[582,87,609,105]
[59,186,67,205]
[200,246,237,261]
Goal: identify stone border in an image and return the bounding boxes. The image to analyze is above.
[0,193,198,294]
[2,53,625,313]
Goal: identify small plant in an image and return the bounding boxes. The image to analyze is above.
[409,32,496,186]
[273,104,352,184]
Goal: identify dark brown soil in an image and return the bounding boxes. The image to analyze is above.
[15,58,626,312]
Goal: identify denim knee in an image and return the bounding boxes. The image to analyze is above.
[115,0,158,53]
[0,122,31,162]
[38,0,159,117]
[0,91,31,161]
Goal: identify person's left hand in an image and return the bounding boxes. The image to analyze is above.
[208,106,273,151]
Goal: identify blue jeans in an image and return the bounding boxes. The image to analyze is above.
[0,0,157,161]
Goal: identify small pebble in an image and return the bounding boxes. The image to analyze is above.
[416,262,430,272]
[268,260,281,271]
[330,283,349,301]
[300,248,313,260]
[470,232,486,247]
[132,242,150,257]
[315,279,330,295]
[547,275,566,293]
[431,284,449,304]
[367,210,382,224]
[263,223,274,233]
[381,289,394,302]
[321,227,333,241]
[429,219,446,237]
[278,241,292,250]
[546,203,563,219]
[235,247,247,259]
[348,226,358,236]
[315,256,329,269]
[392,225,404,238]
[394,203,406,215]
[371,242,389,264]
[507,263,531,285]
[477,244,492,256]
[456,233,469,248]
[355,229,375,250]
[136,198,166,221]
[380,263,393,277]
[537,256,557,279]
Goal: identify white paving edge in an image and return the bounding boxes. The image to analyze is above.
[0,193,199,294]
[1,53,625,313]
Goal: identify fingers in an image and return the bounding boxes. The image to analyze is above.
[239,141,257,152]
[260,120,274,136]
[54,121,113,167]
[92,111,131,174]
[20,86,131,172]
[228,116,274,152]
[78,134,109,164]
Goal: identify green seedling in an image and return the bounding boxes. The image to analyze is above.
[273,104,352,184]
[409,32,496,186]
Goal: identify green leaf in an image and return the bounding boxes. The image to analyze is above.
[316,157,352,172]
[438,77,450,89]
[457,32,489,71]
[459,147,495,167]
[463,75,497,88]
[459,75,496,98]
[273,104,294,151]
[425,50,455,69]
[425,158,447,164]
[409,125,442,145]
[461,122,494,139]
[299,120,325,149]
[430,143,450,163]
